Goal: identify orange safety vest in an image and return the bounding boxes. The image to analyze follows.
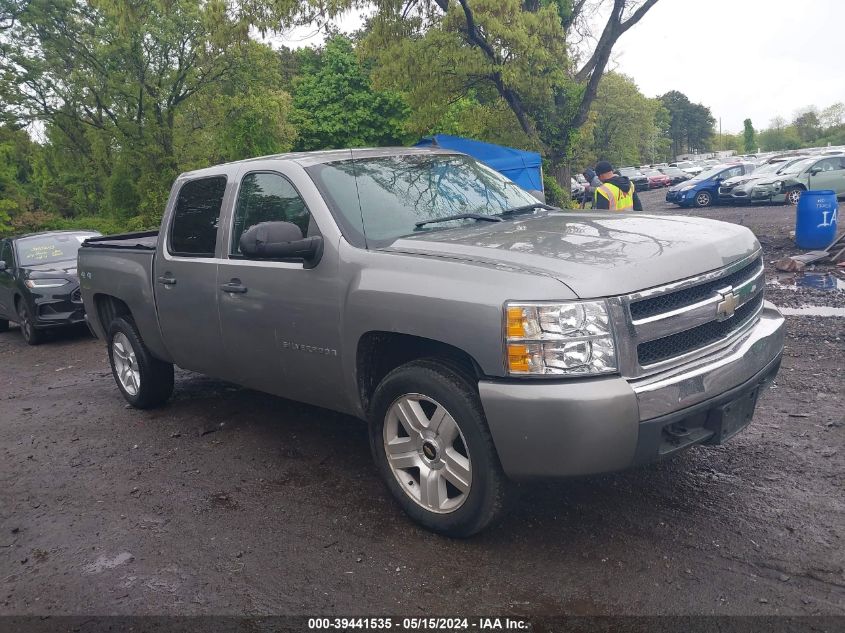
[594,181,635,211]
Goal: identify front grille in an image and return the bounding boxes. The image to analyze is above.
[630,257,762,320]
[637,293,764,366]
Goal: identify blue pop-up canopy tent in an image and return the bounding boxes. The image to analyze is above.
[414,134,543,194]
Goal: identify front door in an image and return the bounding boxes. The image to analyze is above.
[216,169,346,410]
[154,175,228,376]
[808,157,845,193]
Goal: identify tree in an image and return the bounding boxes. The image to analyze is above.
[743,118,756,153]
[586,73,661,167]
[660,91,715,157]
[359,0,660,183]
[793,108,821,143]
[290,36,409,151]
[820,102,845,129]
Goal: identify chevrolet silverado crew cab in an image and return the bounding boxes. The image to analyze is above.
[79,148,784,537]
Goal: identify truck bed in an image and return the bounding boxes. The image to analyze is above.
[82,230,158,251]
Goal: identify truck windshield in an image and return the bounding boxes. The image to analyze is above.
[307,154,540,247]
[16,232,99,266]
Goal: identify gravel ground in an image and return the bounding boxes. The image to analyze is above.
[1,191,843,618]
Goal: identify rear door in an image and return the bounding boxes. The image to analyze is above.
[153,174,230,376]
[215,165,346,410]
[0,240,15,319]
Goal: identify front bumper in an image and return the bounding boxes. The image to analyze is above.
[30,285,86,328]
[479,302,785,479]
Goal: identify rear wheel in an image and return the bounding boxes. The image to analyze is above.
[784,187,803,205]
[368,359,513,537]
[107,317,174,409]
[16,301,42,345]
[694,190,713,207]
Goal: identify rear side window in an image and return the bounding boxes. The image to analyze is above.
[169,176,227,257]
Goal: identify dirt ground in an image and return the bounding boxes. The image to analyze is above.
[1,190,843,618]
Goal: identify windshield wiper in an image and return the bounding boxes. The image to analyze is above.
[414,213,503,228]
[499,202,554,217]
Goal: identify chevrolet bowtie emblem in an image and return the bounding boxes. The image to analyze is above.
[716,289,739,321]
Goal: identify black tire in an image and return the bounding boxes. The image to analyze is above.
[107,316,174,409]
[784,187,803,205]
[0,318,8,333]
[368,359,513,537]
[16,300,43,345]
[694,190,713,207]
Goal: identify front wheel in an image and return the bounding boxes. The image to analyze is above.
[784,187,803,205]
[368,360,512,537]
[107,317,174,409]
[17,301,42,345]
[694,190,713,207]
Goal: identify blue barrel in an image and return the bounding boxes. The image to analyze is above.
[795,190,838,249]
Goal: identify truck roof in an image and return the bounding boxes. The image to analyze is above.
[177,147,462,179]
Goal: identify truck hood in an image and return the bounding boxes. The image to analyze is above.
[383,212,759,298]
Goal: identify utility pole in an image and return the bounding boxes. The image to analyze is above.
[719,117,722,153]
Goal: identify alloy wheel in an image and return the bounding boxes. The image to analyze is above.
[383,394,472,514]
[112,332,141,396]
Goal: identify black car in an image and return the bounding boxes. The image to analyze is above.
[617,167,650,191]
[0,230,101,344]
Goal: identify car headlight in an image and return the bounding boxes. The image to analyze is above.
[680,185,695,192]
[504,301,617,376]
[773,181,782,192]
[25,279,70,289]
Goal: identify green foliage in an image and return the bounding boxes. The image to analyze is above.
[660,91,715,156]
[291,36,410,151]
[743,119,756,153]
[587,73,664,167]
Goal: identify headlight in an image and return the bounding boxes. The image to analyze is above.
[504,301,617,376]
[773,181,782,192]
[25,279,70,289]
[680,185,694,192]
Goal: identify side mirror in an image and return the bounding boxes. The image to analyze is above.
[0,261,6,272]
[239,221,323,265]
[810,167,822,176]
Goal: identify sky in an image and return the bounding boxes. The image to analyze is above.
[268,0,845,134]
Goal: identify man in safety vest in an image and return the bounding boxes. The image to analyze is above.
[593,160,643,211]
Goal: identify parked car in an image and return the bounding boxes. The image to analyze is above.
[719,157,808,204]
[79,147,784,536]
[0,230,101,344]
[617,167,649,191]
[666,163,756,208]
[571,177,586,202]
[750,155,845,205]
[642,169,672,189]
[671,161,704,177]
[658,166,692,185]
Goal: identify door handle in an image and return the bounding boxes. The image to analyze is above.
[220,280,247,294]
[157,275,176,286]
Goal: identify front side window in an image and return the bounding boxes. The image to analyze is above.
[168,176,227,257]
[307,154,540,247]
[231,172,313,255]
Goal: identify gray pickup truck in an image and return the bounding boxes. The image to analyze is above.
[79,148,785,536]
